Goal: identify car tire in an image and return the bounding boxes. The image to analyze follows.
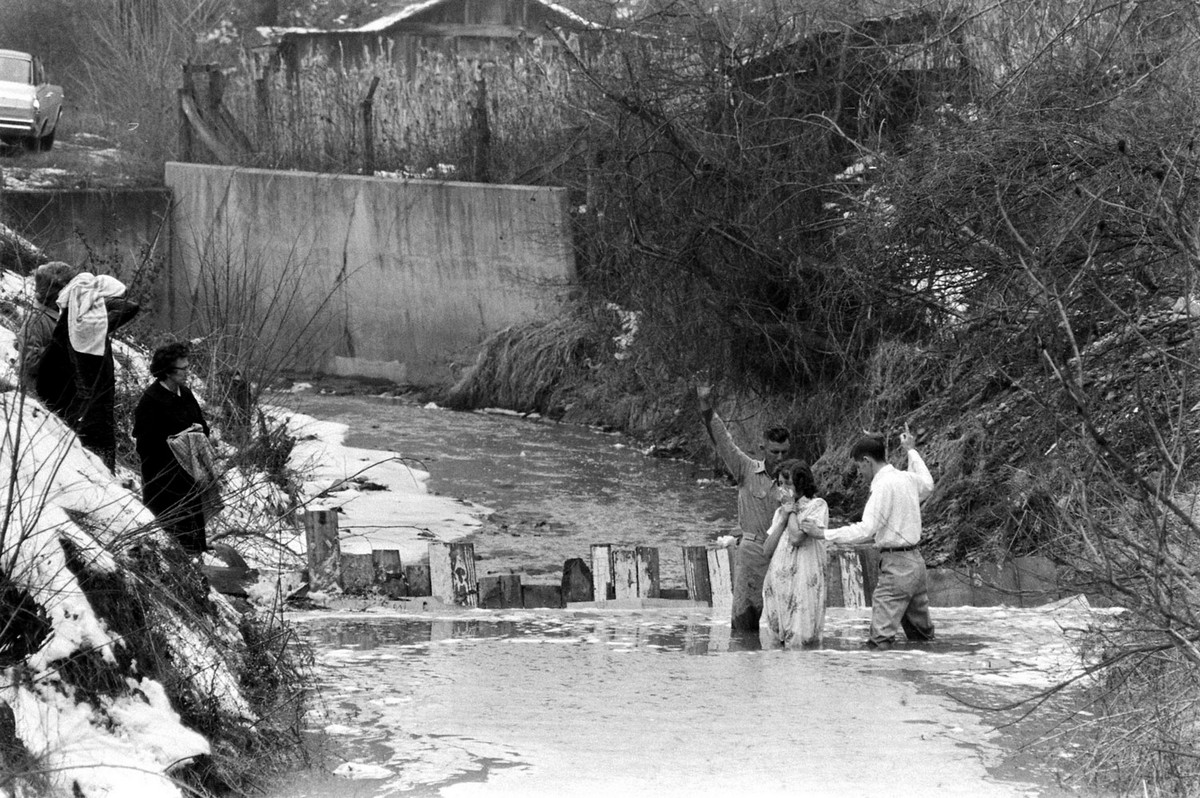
[40,128,55,151]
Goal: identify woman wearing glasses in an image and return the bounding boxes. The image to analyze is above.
[132,342,212,556]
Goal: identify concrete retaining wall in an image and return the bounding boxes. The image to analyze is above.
[1,188,172,271]
[163,163,576,385]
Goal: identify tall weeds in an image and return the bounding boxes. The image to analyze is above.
[223,43,589,180]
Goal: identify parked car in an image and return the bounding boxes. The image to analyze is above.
[0,49,63,151]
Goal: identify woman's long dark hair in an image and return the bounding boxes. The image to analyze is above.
[776,458,817,499]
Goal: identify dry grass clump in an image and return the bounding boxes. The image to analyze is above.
[1059,625,1200,794]
[443,310,604,414]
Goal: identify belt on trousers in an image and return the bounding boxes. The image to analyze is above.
[879,543,920,553]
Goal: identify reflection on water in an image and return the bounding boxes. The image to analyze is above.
[270,396,1081,797]
[271,606,1077,798]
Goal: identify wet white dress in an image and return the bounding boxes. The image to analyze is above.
[760,497,829,648]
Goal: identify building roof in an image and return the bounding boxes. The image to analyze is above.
[352,0,599,32]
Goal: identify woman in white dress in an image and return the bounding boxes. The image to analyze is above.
[760,459,829,648]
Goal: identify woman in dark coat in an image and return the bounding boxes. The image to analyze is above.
[39,273,139,471]
[133,342,211,555]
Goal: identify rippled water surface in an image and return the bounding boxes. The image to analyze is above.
[266,394,1090,797]
[278,394,738,583]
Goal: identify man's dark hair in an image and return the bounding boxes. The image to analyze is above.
[778,459,818,498]
[763,425,790,444]
[850,436,886,463]
[149,342,191,380]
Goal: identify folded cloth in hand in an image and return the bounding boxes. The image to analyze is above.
[167,430,225,520]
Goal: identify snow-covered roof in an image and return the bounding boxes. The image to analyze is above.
[352,0,599,33]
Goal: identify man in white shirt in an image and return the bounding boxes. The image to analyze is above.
[803,426,935,650]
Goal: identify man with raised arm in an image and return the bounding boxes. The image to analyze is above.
[696,382,792,632]
[802,425,935,650]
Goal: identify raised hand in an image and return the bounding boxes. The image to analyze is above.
[899,422,917,451]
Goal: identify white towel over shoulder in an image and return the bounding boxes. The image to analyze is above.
[56,272,127,356]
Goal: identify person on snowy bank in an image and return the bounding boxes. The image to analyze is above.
[760,459,829,648]
[695,381,791,632]
[16,261,76,397]
[801,425,935,650]
[39,271,140,471]
[133,342,212,556]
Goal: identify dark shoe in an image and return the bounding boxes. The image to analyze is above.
[864,639,894,652]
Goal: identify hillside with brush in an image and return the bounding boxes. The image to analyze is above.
[441,2,1200,791]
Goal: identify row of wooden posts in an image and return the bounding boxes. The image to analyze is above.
[301,509,881,610]
[302,509,1065,609]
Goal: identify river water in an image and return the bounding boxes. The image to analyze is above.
[267,394,1097,797]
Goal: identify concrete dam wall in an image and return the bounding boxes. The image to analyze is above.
[164,163,576,385]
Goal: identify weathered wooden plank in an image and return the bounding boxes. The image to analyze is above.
[479,573,523,608]
[561,558,593,603]
[302,509,340,591]
[839,549,868,609]
[522,583,563,608]
[635,547,660,599]
[340,552,375,592]
[373,549,402,581]
[682,546,712,604]
[824,552,845,607]
[478,575,503,609]
[590,544,615,601]
[405,563,432,597]
[429,542,479,607]
[373,549,405,598]
[612,549,640,600]
[452,543,479,608]
[707,547,733,616]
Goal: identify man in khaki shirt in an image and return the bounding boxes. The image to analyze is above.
[697,384,791,632]
[803,426,935,649]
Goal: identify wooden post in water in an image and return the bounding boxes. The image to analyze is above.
[430,542,479,607]
[405,563,432,596]
[340,552,375,592]
[611,549,639,600]
[707,547,733,616]
[561,558,593,603]
[373,549,404,598]
[837,549,867,608]
[303,508,341,591]
[682,546,712,604]
[635,547,660,599]
[479,574,523,608]
[590,544,615,601]
[478,576,504,608]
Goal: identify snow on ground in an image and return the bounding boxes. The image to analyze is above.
[271,406,486,565]
[0,395,224,797]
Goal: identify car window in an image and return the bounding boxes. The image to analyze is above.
[0,56,31,84]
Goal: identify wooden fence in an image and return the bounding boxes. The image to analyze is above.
[293,510,1062,610]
